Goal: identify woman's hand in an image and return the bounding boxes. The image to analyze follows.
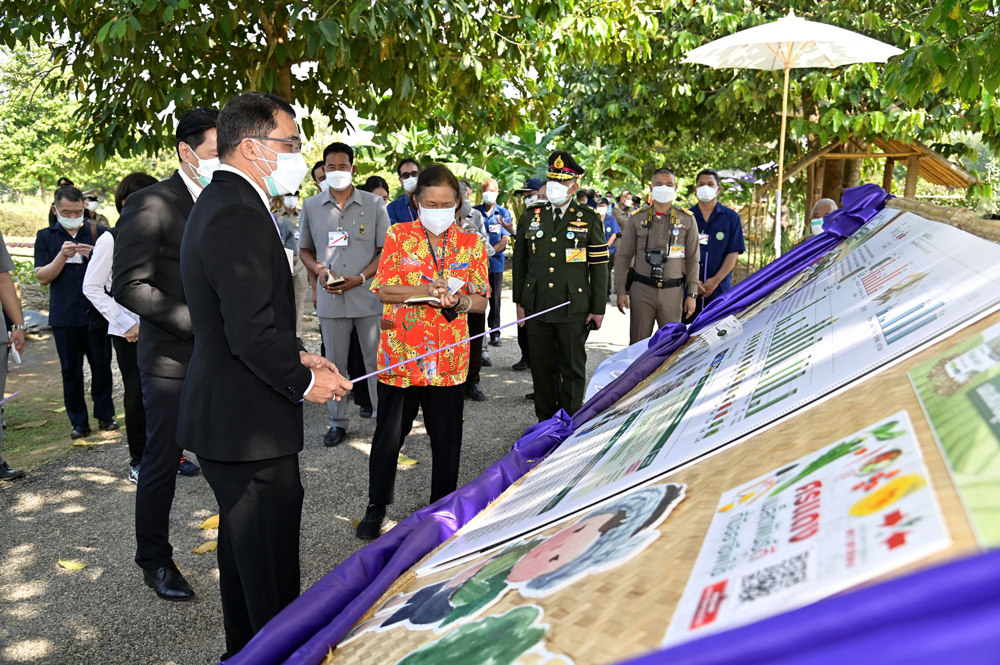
[426,279,449,298]
[437,292,460,309]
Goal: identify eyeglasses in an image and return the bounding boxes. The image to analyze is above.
[400,170,420,179]
[239,136,302,153]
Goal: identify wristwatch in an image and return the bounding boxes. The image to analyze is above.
[10,324,26,331]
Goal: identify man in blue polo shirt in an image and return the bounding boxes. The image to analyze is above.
[598,198,620,301]
[34,186,117,439]
[690,169,745,306]
[475,178,512,347]
[385,157,420,225]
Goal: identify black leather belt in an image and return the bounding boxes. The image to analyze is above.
[633,274,684,289]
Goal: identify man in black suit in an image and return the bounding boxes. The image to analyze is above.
[179,91,352,658]
[113,107,220,601]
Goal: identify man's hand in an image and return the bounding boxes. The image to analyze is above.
[8,329,25,354]
[304,366,353,404]
[299,351,338,374]
[60,241,78,259]
[336,274,364,294]
[684,296,697,318]
[586,313,604,330]
[516,304,526,326]
[75,243,94,259]
[700,278,718,298]
[124,323,139,343]
[617,295,629,314]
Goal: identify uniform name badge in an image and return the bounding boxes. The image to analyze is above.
[668,243,685,259]
[328,231,349,247]
[66,254,84,264]
[698,232,710,245]
[489,223,501,234]
[565,248,586,263]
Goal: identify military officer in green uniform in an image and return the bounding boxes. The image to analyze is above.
[615,167,700,345]
[513,151,609,422]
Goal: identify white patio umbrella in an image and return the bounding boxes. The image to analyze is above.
[683,10,902,258]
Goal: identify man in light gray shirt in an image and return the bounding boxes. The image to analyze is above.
[298,142,390,447]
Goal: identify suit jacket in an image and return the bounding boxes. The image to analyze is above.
[112,171,194,377]
[178,170,313,462]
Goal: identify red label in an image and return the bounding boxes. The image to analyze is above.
[690,580,728,629]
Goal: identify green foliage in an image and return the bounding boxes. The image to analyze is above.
[0,200,50,238]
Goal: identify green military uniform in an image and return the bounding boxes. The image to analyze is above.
[512,151,608,422]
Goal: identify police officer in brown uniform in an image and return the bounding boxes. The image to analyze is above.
[615,167,700,344]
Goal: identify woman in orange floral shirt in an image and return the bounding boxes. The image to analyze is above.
[357,164,490,539]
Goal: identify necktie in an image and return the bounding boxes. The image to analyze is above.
[554,208,563,223]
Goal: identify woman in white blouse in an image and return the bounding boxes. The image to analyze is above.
[83,173,156,483]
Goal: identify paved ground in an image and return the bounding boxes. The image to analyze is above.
[0,290,632,664]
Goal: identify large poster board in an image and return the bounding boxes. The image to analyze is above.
[421,211,1000,574]
[664,411,950,645]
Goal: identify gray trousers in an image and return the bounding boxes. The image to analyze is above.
[292,261,309,337]
[0,342,7,465]
[320,315,380,430]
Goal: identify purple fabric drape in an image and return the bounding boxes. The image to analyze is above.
[227,184,896,664]
[616,549,1000,665]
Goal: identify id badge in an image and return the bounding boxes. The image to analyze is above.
[328,231,349,247]
[66,254,84,264]
[489,223,501,234]
[668,244,685,259]
[565,248,586,263]
[698,232,709,246]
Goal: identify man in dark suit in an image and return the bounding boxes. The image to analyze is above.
[113,107,220,601]
[179,91,352,658]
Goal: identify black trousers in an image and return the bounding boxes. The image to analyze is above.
[134,372,184,572]
[348,328,371,409]
[369,383,464,506]
[517,321,530,365]
[200,454,303,659]
[527,318,587,422]
[112,337,146,467]
[466,312,485,386]
[51,326,115,428]
[487,272,503,340]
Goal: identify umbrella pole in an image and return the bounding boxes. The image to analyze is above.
[775,62,790,260]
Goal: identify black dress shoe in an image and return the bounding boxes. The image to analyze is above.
[359,406,373,419]
[99,419,119,431]
[324,427,347,447]
[481,355,493,367]
[143,562,195,601]
[525,392,535,400]
[465,384,486,402]
[70,424,91,439]
[356,503,386,540]
[489,337,502,347]
[512,358,530,371]
[0,461,25,481]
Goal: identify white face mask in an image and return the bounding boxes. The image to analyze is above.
[696,185,718,203]
[283,195,299,209]
[547,181,571,206]
[811,218,825,235]
[624,198,633,207]
[402,176,419,194]
[318,179,330,192]
[326,170,353,191]
[419,206,455,235]
[250,140,309,197]
[186,144,220,187]
[524,195,538,207]
[651,185,676,204]
[85,200,99,212]
[482,190,498,205]
[57,213,84,230]
[597,206,608,216]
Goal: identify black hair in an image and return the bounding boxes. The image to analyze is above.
[57,177,74,187]
[598,197,610,206]
[696,168,720,185]
[413,164,460,204]
[176,107,220,159]
[653,166,675,177]
[53,185,84,205]
[311,160,326,182]
[361,176,390,194]
[587,189,597,199]
[323,142,354,164]
[216,92,295,159]
[114,172,158,213]
[576,190,588,200]
[396,156,420,176]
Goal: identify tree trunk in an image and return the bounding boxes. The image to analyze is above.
[882,158,895,194]
[904,156,920,198]
[822,158,845,204]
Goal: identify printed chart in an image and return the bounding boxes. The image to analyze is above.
[420,212,1000,574]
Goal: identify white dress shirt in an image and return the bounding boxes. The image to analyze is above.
[177,166,204,202]
[215,163,316,397]
[82,233,139,337]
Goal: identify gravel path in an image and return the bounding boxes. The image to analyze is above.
[0,290,631,664]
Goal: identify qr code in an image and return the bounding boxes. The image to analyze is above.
[738,551,810,604]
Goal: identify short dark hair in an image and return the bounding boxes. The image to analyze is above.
[323,142,354,164]
[216,92,295,159]
[361,176,389,194]
[587,189,597,198]
[396,157,420,176]
[114,172,158,213]
[696,168,720,185]
[57,177,74,187]
[576,190,588,200]
[653,166,675,177]
[54,185,84,205]
[413,164,460,204]
[311,160,326,181]
[598,197,610,205]
[175,107,219,159]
